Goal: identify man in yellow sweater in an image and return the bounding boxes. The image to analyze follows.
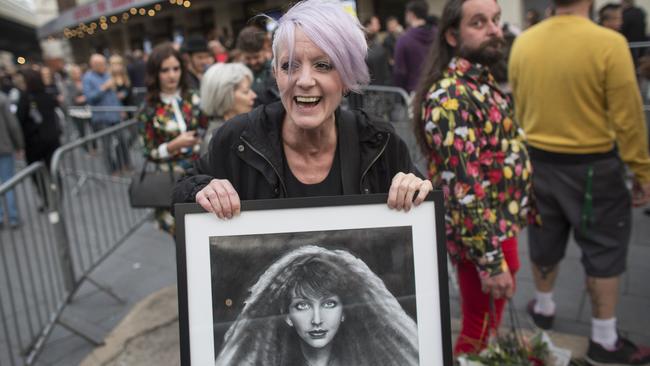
[509,0,650,365]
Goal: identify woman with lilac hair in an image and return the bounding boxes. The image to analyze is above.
[173,0,431,215]
[215,245,419,366]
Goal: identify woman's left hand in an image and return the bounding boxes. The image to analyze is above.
[387,172,433,212]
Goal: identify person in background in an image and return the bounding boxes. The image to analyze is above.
[127,50,146,89]
[199,63,256,153]
[65,64,93,151]
[622,0,647,62]
[41,66,64,105]
[181,35,214,91]
[137,42,207,235]
[414,0,535,355]
[509,0,650,364]
[383,16,404,68]
[364,16,392,86]
[392,0,435,93]
[109,55,132,107]
[236,25,280,106]
[16,68,61,209]
[0,90,24,229]
[208,39,229,63]
[83,53,128,174]
[525,9,542,29]
[599,3,623,32]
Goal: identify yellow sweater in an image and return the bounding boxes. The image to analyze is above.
[509,15,650,183]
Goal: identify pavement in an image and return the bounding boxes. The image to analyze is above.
[31,206,650,365]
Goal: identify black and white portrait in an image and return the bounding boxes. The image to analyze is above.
[176,195,451,365]
[210,227,418,366]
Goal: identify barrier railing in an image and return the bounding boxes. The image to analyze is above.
[0,163,68,366]
[0,112,152,365]
[346,85,427,174]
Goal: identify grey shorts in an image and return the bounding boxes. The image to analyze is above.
[528,152,631,278]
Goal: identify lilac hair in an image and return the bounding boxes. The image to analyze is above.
[271,0,370,94]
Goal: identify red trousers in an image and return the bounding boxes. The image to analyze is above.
[454,237,520,355]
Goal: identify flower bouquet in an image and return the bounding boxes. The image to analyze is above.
[457,299,571,366]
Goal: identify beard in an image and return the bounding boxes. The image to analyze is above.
[457,37,506,67]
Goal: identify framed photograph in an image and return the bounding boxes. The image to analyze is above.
[175,193,451,366]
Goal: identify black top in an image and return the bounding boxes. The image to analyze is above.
[282,144,343,197]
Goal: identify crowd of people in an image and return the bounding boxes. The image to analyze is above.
[2,0,650,364]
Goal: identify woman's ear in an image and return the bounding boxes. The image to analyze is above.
[285,316,293,327]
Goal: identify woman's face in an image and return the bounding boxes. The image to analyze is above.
[274,28,344,131]
[286,293,344,350]
[41,67,52,85]
[110,58,124,73]
[159,56,181,94]
[228,77,256,117]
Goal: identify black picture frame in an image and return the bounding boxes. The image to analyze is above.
[175,192,451,365]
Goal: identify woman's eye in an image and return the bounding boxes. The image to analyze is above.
[322,300,338,308]
[281,62,299,72]
[294,302,310,311]
[315,62,332,71]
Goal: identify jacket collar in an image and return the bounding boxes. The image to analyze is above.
[448,57,494,84]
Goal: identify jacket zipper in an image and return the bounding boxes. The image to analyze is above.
[240,136,287,195]
[360,133,391,193]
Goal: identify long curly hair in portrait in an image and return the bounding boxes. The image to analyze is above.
[215,245,419,365]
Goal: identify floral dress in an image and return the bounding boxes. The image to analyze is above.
[137,90,207,234]
[421,57,537,277]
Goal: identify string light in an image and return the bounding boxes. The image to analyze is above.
[17,57,25,65]
[129,7,137,14]
[147,9,155,16]
[138,8,145,15]
[183,1,190,7]
[154,4,161,11]
[110,15,118,23]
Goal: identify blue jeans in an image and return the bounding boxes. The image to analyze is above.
[0,153,19,224]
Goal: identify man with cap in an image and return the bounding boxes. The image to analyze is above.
[182,35,214,91]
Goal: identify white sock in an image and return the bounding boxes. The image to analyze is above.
[534,291,556,316]
[591,317,618,351]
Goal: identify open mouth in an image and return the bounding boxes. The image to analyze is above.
[294,96,321,108]
[308,329,328,339]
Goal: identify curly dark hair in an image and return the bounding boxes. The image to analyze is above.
[215,246,418,366]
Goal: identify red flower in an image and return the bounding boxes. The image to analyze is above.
[454,138,464,152]
[498,192,506,202]
[499,219,507,232]
[488,169,502,184]
[449,155,459,168]
[466,161,480,177]
[489,136,499,146]
[489,106,502,122]
[479,151,494,165]
[494,151,506,164]
[464,216,474,231]
[465,141,476,154]
[454,182,471,200]
[474,182,486,199]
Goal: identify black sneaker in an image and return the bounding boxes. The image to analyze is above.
[586,336,650,365]
[526,299,554,330]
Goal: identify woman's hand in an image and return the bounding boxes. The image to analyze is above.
[387,172,433,211]
[195,179,241,219]
[168,131,200,154]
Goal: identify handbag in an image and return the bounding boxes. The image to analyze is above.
[128,160,179,209]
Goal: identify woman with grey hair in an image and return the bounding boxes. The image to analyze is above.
[199,63,257,151]
[173,0,432,216]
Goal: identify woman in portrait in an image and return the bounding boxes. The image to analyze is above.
[215,245,419,366]
[137,42,207,234]
[199,62,257,153]
[172,0,432,216]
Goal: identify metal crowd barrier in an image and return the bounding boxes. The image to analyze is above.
[0,109,152,365]
[345,85,427,174]
[0,163,68,366]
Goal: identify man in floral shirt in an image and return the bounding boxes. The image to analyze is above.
[413,0,535,355]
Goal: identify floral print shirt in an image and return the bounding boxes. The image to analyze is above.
[137,91,207,171]
[421,57,535,277]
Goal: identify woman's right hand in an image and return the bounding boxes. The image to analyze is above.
[168,131,200,153]
[195,179,241,219]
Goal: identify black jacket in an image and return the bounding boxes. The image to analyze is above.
[172,101,420,203]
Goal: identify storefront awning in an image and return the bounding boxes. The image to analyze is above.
[38,0,161,38]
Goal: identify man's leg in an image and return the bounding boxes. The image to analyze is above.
[454,238,519,355]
